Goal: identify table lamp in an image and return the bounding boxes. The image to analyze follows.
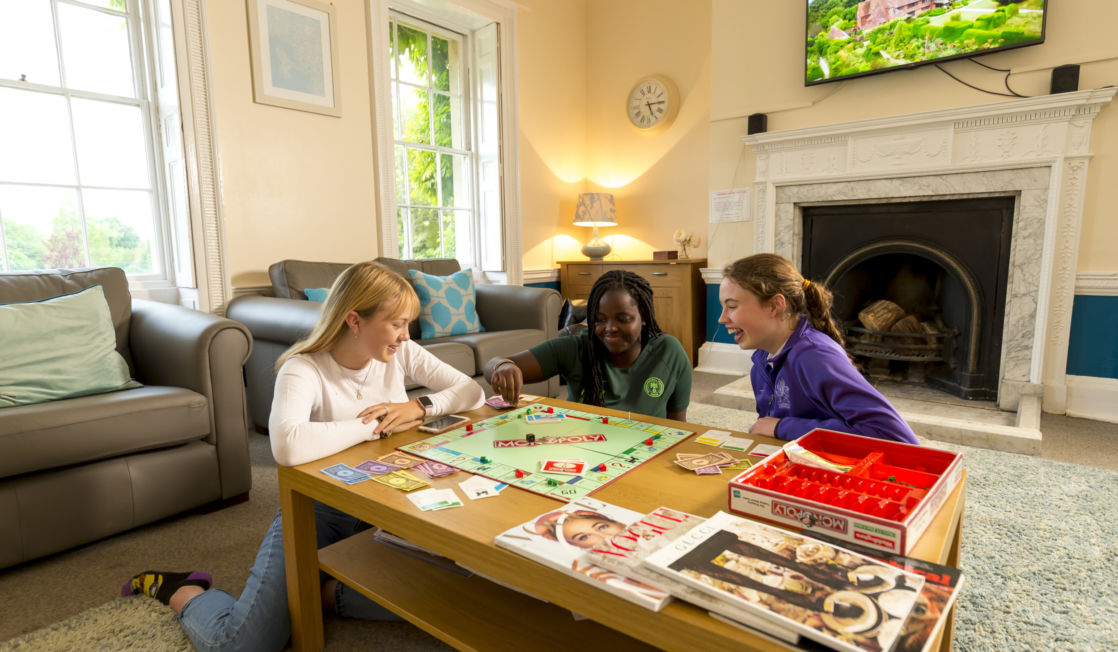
[573,192,617,260]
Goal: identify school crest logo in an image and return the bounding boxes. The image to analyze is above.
[643,377,665,398]
[774,379,791,410]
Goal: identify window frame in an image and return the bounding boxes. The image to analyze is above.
[0,0,173,285]
[368,0,523,283]
[388,12,475,262]
[0,0,231,313]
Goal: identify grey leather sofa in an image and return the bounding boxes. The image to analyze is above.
[0,267,253,569]
[226,258,562,432]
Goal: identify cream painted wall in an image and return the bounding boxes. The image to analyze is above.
[519,0,714,270]
[207,0,379,288]
[583,0,712,263]
[517,0,589,270]
[708,0,1118,273]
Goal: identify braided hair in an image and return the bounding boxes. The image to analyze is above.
[581,270,662,407]
[723,254,845,347]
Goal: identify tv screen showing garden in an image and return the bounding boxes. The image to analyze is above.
[806,0,1046,84]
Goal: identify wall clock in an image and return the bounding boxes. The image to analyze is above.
[627,75,679,132]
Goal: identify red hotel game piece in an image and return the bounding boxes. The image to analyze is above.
[466,423,473,432]
[546,407,554,413]
[596,463,607,472]
[601,417,609,424]
[515,469,525,479]
[644,438,654,446]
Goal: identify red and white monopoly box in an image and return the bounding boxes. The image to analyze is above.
[728,429,963,555]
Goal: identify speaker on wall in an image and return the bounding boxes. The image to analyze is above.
[747,113,767,135]
[1050,64,1080,94]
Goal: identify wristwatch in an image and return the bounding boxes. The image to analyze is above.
[416,395,434,416]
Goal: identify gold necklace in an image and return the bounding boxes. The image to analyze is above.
[337,356,374,400]
[353,361,374,399]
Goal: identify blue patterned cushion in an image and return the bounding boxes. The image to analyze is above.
[406,268,484,338]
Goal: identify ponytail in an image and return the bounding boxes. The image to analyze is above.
[802,280,844,348]
[723,254,844,347]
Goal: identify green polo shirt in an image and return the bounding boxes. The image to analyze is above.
[530,332,692,418]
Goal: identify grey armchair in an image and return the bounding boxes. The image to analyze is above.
[0,267,253,569]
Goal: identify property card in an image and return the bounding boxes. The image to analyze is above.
[459,475,505,500]
[406,488,463,511]
[748,443,783,458]
[695,429,731,446]
[719,436,754,452]
[320,463,370,485]
[540,459,587,475]
[354,460,399,475]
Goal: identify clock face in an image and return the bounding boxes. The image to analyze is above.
[628,76,676,130]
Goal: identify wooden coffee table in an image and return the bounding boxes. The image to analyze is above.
[279,398,965,651]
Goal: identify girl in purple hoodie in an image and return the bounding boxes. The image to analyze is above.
[718,254,918,444]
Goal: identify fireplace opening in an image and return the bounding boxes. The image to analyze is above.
[802,198,1014,400]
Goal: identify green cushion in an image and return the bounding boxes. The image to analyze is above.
[0,285,139,407]
[304,287,329,302]
[406,268,484,338]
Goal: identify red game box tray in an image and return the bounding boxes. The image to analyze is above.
[728,429,963,555]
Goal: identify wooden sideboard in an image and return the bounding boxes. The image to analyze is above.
[559,259,706,365]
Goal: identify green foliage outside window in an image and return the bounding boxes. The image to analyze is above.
[393,21,461,261]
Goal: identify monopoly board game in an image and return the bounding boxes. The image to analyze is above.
[398,404,694,502]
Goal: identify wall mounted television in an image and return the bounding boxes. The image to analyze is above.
[806,0,1048,86]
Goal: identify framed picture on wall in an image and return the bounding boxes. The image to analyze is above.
[247,0,341,116]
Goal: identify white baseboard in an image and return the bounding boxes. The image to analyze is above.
[1065,375,1118,424]
[696,342,755,375]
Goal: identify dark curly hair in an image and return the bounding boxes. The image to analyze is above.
[580,270,662,406]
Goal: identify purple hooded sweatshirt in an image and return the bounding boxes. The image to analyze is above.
[752,317,918,444]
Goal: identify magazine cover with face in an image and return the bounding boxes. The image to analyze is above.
[642,511,925,652]
[493,497,672,611]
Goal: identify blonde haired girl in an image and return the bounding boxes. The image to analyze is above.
[124,261,484,651]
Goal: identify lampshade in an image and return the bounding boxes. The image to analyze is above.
[572,193,617,227]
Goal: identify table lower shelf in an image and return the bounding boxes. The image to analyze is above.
[318,531,657,651]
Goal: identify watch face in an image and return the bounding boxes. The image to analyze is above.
[628,79,668,129]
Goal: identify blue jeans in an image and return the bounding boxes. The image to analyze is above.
[177,502,402,652]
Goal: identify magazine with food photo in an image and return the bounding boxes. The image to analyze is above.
[808,533,965,652]
[642,511,925,652]
[493,498,672,611]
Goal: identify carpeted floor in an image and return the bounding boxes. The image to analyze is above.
[687,402,1118,652]
[2,402,1115,651]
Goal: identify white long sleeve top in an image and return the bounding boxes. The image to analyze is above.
[268,341,485,466]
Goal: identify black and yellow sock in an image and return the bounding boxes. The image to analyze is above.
[121,570,212,605]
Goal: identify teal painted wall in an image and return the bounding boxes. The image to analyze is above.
[705,283,735,344]
[1066,295,1118,379]
[703,283,1118,381]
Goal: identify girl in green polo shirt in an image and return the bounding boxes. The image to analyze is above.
[483,270,692,420]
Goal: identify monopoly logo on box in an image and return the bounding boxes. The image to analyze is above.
[771,501,848,534]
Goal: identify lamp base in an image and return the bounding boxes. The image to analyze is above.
[581,237,611,261]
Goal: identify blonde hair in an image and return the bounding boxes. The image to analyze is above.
[723,253,844,347]
[276,261,419,371]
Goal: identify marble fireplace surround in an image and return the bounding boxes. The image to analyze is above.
[715,88,1115,453]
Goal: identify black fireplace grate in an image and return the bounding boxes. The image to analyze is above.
[843,324,957,366]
